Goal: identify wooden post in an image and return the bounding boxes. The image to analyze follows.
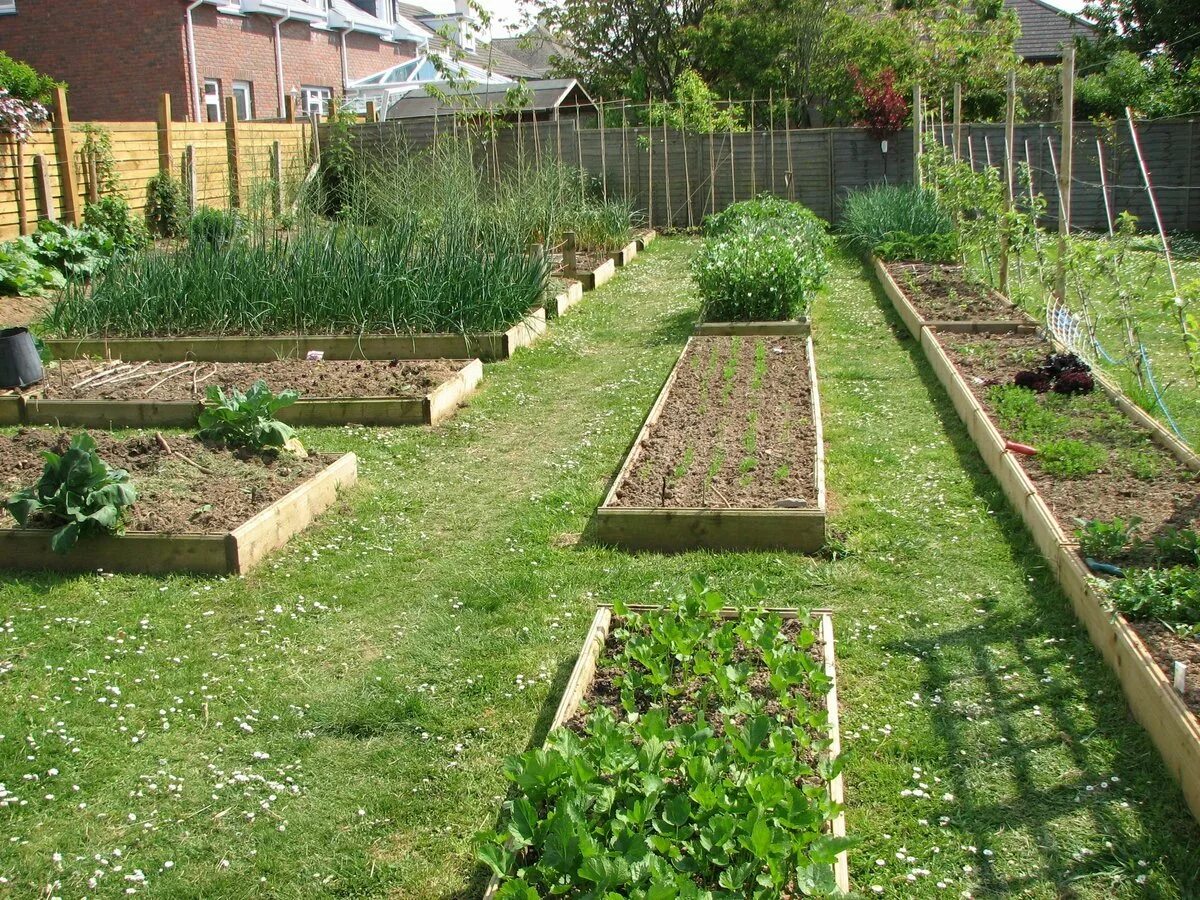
[183,144,197,212]
[15,142,29,235]
[86,155,100,203]
[34,153,55,221]
[51,87,80,225]
[708,125,717,216]
[621,102,629,201]
[564,230,577,272]
[365,100,377,124]
[598,97,607,199]
[285,95,298,124]
[952,82,963,163]
[769,90,776,196]
[662,115,672,229]
[309,112,321,167]
[912,84,923,187]
[1055,46,1075,298]
[998,72,1017,293]
[270,140,283,218]
[727,97,736,205]
[749,94,756,196]
[784,97,794,200]
[225,95,241,208]
[826,130,835,221]
[157,93,174,175]
[647,96,654,228]
[682,121,694,228]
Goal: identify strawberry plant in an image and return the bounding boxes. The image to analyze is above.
[197,380,299,451]
[1075,516,1141,561]
[3,433,137,553]
[477,580,853,897]
[1109,566,1200,635]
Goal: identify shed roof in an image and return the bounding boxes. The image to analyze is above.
[1004,0,1098,61]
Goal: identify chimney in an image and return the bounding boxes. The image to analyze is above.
[454,0,476,52]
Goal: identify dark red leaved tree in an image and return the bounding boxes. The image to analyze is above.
[850,65,908,141]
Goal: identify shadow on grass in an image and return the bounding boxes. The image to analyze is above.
[856,253,1200,895]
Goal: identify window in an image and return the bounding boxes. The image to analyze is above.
[232,81,253,121]
[0,1,16,15]
[300,86,333,117]
[203,79,222,123]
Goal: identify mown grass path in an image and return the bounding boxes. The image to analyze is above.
[1,240,1198,898]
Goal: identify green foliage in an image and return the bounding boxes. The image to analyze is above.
[317,99,358,220]
[77,123,121,196]
[1038,438,1107,478]
[704,195,826,238]
[0,241,64,296]
[1075,516,1141,561]
[0,50,62,105]
[84,196,151,255]
[1108,566,1200,633]
[188,206,243,250]
[3,433,137,554]
[570,199,636,252]
[22,220,115,279]
[987,384,1066,442]
[1153,526,1200,567]
[647,69,743,132]
[872,231,960,263]
[693,208,830,321]
[477,580,851,896]
[838,185,955,255]
[197,380,298,451]
[144,172,188,239]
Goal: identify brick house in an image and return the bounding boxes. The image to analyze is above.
[0,0,528,123]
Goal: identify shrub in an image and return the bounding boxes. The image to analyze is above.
[3,432,137,554]
[22,220,115,279]
[0,241,64,295]
[145,172,188,239]
[197,380,299,451]
[692,221,828,321]
[84,196,151,255]
[873,231,959,263]
[705,194,827,239]
[839,185,955,256]
[189,206,243,249]
[0,51,62,106]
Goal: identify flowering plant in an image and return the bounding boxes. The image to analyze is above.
[0,89,47,142]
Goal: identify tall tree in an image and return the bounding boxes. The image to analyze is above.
[1085,0,1199,69]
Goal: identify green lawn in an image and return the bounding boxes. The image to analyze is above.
[2,239,1199,898]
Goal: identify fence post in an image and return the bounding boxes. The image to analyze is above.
[1055,46,1075,298]
[365,100,377,124]
[34,153,55,221]
[564,230,577,272]
[999,71,1017,294]
[15,142,29,235]
[183,144,197,213]
[225,95,241,208]
[285,94,298,124]
[51,87,81,225]
[952,83,963,163]
[912,84,923,187]
[158,93,174,174]
[271,140,283,218]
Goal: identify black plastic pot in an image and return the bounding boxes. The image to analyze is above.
[0,326,44,389]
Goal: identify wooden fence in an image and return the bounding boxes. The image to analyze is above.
[337,115,1200,233]
[0,91,312,241]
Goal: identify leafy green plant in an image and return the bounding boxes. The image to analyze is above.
[22,220,115,279]
[1153,526,1200,567]
[477,580,852,897]
[188,206,243,250]
[145,172,188,239]
[873,231,960,263]
[0,50,62,105]
[197,380,299,451]
[1108,566,1200,632]
[84,196,151,255]
[839,185,955,255]
[0,241,64,295]
[986,384,1066,442]
[3,433,137,554]
[1038,438,1107,478]
[1075,516,1141,561]
[704,195,827,239]
[77,123,121,196]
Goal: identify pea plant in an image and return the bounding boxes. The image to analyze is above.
[477,580,853,898]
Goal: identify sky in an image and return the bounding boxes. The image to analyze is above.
[423,0,1091,40]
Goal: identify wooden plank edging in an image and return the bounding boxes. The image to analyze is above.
[0,452,357,575]
[547,279,585,318]
[694,319,811,337]
[483,606,849,897]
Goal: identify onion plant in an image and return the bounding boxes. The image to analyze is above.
[838,185,955,255]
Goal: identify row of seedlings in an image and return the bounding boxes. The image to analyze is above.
[855,188,1200,823]
[594,198,831,553]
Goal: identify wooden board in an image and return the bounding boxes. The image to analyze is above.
[694,319,811,337]
[0,452,357,575]
[872,255,1039,338]
[592,335,826,553]
[0,394,22,426]
[16,360,483,429]
[483,606,849,898]
[635,229,658,251]
[610,240,639,267]
[547,279,584,318]
[576,257,617,292]
[44,311,546,364]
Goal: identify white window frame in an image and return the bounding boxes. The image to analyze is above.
[203,79,222,123]
[231,81,253,122]
[0,1,16,15]
[300,86,333,117]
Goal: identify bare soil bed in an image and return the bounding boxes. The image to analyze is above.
[23,358,466,401]
[554,250,611,275]
[612,335,815,509]
[1,293,53,327]
[939,330,1200,560]
[1133,621,1200,718]
[887,262,1027,322]
[0,429,326,534]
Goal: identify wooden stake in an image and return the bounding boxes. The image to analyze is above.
[15,142,28,235]
[1055,46,1075,299]
[183,144,197,213]
[270,140,283,219]
[912,83,923,187]
[999,71,1017,294]
[621,102,629,201]
[682,117,694,227]
[769,90,776,195]
[647,95,654,227]
[225,95,241,208]
[662,114,672,229]
[952,83,963,163]
[750,94,756,196]
[34,153,55,221]
[51,87,80,225]
[157,93,174,174]
[784,97,794,200]
[728,96,736,205]
[598,97,608,199]
[708,124,716,216]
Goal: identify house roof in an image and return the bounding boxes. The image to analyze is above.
[489,24,573,78]
[1004,0,1098,61]
[382,77,593,119]
[389,2,541,78]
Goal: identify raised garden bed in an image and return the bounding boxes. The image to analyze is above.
[6,358,482,428]
[593,334,826,552]
[43,308,546,364]
[910,319,1200,823]
[609,238,639,267]
[635,228,657,251]
[481,599,849,897]
[873,256,1039,339]
[571,253,617,292]
[0,429,356,575]
[694,319,811,337]
[546,279,584,318]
